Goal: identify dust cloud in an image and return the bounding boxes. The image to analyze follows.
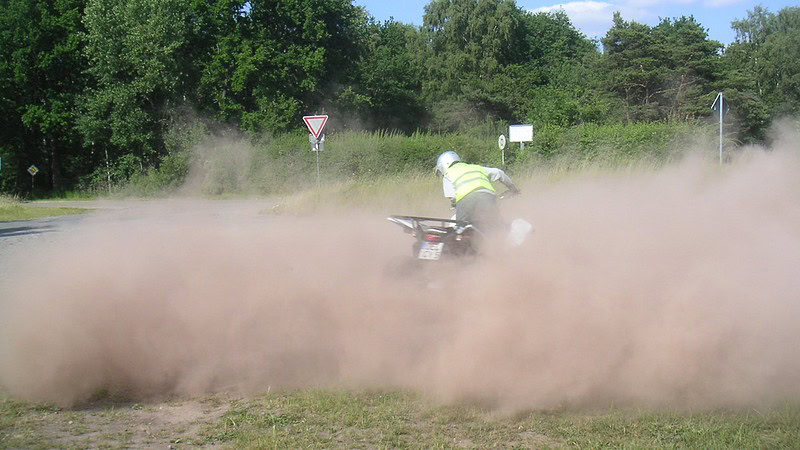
[2,138,800,411]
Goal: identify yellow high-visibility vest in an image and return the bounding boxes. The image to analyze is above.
[445,162,496,203]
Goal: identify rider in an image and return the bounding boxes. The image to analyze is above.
[435,150,519,231]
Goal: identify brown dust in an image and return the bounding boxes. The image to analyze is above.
[2,142,800,411]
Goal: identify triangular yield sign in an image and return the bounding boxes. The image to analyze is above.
[303,115,329,139]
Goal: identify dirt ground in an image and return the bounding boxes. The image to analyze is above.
[0,201,278,447]
[3,394,236,448]
[4,149,800,446]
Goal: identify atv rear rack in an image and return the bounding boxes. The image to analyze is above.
[387,215,474,235]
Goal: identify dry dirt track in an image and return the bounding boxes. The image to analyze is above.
[0,199,282,447]
[5,149,800,419]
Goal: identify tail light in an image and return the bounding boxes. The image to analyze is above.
[424,234,441,242]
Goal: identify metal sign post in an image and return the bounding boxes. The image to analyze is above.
[712,92,728,165]
[509,124,535,158]
[498,135,507,166]
[308,134,325,188]
[27,164,39,190]
[303,115,329,188]
[315,142,320,189]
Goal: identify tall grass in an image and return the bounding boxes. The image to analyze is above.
[0,195,89,221]
[519,121,702,165]
[118,121,714,199]
[271,171,444,216]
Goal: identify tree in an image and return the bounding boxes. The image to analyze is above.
[350,20,425,132]
[80,0,193,171]
[601,13,662,121]
[418,2,601,129]
[724,6,800,139]
[654,16,722,120]
[196,0,370,134]
[518,9,595,65]
[500,10,608,126]
[759,7,800,115]
[421,0,522,104]
[731,5,775,46]
[520,54,618,127]
[601,13,722,122]
[0,0,88,193]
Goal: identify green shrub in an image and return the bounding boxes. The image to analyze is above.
[118,121,709,197]
[518,121,702,167]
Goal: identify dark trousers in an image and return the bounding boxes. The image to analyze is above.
[455,191,499,231]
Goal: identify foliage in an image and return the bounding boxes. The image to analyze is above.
[1,1,799,196]
[759,8,800,116]
[602,13,722,122]
[80,0,192,166]
[420,5,603,129]
[519,9,597,64]
[521,55,619,126]
[0,0,89,194]
[518,121,699,166]
[724,6,800,139]
[421,0,520,100]
[348,20,425,133]
[196,0,370,134]
[718,45,770,141]
[117,121,702,197]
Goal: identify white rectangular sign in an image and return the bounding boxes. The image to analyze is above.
[509,124,534,143]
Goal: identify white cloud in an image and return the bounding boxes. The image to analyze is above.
[622,0,695,6]
[703,0,745,7]
[531,0,612,15]
[613,0,742,6]
[525,0,746,45]
[528,1,652,39]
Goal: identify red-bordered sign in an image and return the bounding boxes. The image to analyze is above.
[303,115,329,139]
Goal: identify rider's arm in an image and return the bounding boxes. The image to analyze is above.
[442,177,456,199]
[483,167,519,193]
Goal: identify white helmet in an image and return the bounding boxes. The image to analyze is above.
[435,150,460,176]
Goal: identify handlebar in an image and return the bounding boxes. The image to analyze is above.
[498,189,520,200]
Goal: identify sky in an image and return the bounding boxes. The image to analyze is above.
[354,0,795,47]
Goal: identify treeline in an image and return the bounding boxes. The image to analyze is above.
[1,0,798,195]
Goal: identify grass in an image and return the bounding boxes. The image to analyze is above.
[105,122,711,198]
[197,391,800,448]
[198,390,558,448]
[269,171,444,217]
[3,390,799,448]
[0,195,89,222]
[266,149,697,217]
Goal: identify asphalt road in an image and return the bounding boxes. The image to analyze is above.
[0,214,87,238]
[0,199,278,290]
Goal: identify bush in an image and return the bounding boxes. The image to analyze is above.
[117,121,707,197]
[518,121,702,166]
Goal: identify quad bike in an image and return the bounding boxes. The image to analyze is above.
[387,192,532,262]
[386,215,477,261]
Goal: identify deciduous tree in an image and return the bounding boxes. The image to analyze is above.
[0,0,88,193]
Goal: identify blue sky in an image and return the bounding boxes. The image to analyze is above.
[354,0,794,46]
